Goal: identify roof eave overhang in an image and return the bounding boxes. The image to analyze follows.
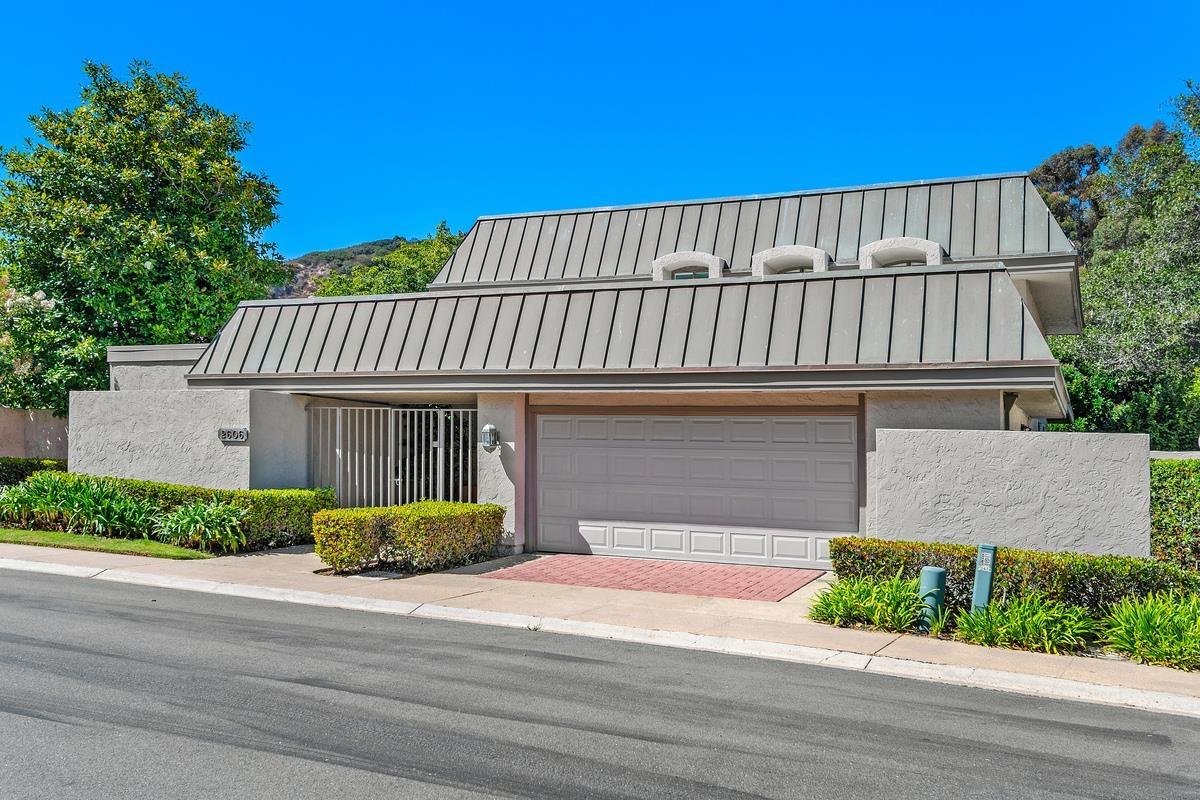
[187,361,1069,416]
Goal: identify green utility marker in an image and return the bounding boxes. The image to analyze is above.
[917,566,946,632]
[972,544,997,612]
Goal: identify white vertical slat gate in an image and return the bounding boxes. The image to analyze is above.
[307,407,477,507]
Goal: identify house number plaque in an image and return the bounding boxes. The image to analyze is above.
[217,427,249,444]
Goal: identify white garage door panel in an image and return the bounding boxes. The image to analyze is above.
[536,415,859,568]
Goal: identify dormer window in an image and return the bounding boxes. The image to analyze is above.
[751,245,831,277]
[858,237,945,269]
[651,251,726,282]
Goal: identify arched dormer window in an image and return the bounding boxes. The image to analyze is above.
[651,251,726,281]
[750,245,831,277]
[858,237,945,269]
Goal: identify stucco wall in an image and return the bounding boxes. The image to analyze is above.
[863,390,1004,528]
[110,362,196,391]
[248,391,309,489]
[70,389,252,488]
[0,408,68,459]
[70,388,312,490]
[869,428,1150,556]
[476,392,526,552]
[107,344,207,391]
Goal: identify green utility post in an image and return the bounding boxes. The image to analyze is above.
[971,544,997,612]
[917,566,946,632]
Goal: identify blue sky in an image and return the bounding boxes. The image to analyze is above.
[1,2,1196,258]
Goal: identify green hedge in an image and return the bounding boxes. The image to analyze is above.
[830,537,1200,617]
[1150,459,1200,572]
[314,501,505,573]
[0,457,66,487]
[27,472,336,550]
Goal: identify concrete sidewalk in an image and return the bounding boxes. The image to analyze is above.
[1,543,1198,717]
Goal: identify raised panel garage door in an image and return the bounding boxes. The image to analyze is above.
[535,414,859,569]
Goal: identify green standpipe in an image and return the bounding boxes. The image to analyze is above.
[917,566,946,632]
[972,544,997,612]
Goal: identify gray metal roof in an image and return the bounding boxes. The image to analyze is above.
[191,267,1053,385]
[432,175,1074,286]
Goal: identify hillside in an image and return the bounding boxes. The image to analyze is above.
[271,236,407,298]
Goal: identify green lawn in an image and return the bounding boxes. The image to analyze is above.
[0,528,210,559]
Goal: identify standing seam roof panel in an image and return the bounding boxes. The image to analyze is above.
[242,306,281,374]
[431,177,1074,286]
[598,210,628,277]
[196,269,1056,381]
[496,217,526,282]
[259,305,299,373]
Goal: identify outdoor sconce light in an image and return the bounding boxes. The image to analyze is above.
[480,423,499,451]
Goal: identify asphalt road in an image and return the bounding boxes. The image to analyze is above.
[0,571,1197,800]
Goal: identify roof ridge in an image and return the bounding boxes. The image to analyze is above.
[476,172,1032,221]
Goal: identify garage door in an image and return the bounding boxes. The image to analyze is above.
[535,414,859,569]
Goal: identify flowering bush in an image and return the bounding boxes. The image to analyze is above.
[0,274,103,415]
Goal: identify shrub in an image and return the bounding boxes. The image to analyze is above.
[311,507,393,573]
[953,593,1097,654]
[156,501,247,553]
[17,472,336,550]
[1150,459,1200,572]
[808,574,926,633]
[808,578,876,627]
[830,537,1200,617]
[314,501,506,574]
[0,471,156,538]
[0,457,66,486]
[1103,593,1200,671]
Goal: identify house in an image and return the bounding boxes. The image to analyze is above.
[68,174,1151,566]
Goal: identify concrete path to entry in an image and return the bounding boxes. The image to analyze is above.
[1,543,1198,718]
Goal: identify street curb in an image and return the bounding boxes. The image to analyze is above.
[3,558,1198,719]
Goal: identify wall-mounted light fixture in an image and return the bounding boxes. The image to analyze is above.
[480,423,499,451]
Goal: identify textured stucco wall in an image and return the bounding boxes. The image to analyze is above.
[69,389,252,488]
[476,393,526,551]
[0,408,68,459]
[870,428,1150,556]
[864,390,1004,529]
[70,389,312,490]
[248,391,309,488]
[864,390,1003,448]
[110,363,195,391]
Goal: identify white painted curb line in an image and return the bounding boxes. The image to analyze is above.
[3,558,1199,719]
[0,557,104,579]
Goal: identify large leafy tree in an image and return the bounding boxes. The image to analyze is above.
[1041,85,1200,448]
[0,61,285,415]
[314,222,464,297]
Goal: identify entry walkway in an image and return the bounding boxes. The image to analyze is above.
[1,543,1197,717]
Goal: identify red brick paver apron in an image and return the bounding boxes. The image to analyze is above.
[482,555,823,602]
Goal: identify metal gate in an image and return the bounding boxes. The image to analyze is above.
[307,407,477,507]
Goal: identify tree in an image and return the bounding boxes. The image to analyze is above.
[1030,125,1171,258]
[1046,84,1200,449]
[314,222,464,297]
[1030,143,1111,257]
[0,61,285,415]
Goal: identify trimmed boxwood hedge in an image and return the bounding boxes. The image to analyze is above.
[28,472,336,550]
[314,501,506,573]
[1150,459,1200,572]
[830,536,1200,617]
[0,457,66,487]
